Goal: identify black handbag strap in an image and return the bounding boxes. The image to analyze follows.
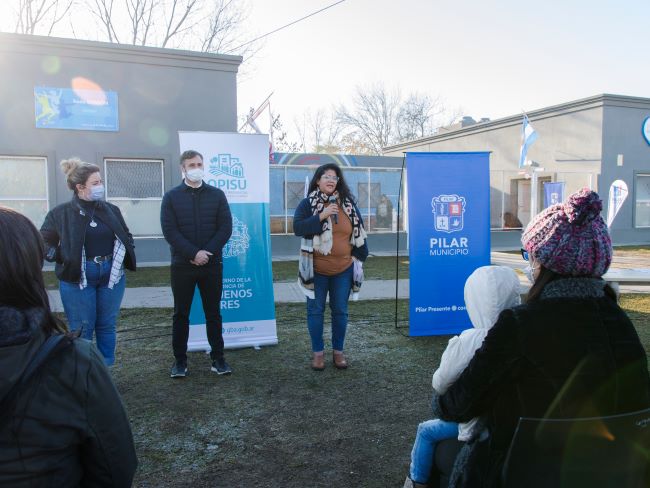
[0,334,72,421]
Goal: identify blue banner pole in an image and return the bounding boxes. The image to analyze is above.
[406,152,491,336]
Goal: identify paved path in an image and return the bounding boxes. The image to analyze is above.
[47,252,650,312]
[48,280,412,311]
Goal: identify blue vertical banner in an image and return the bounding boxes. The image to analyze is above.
[544,181,565,208]
[406,152,491,336]
[178,132,277,349]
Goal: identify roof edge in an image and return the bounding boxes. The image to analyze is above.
[384,93,650,152]
[0,32,243,67]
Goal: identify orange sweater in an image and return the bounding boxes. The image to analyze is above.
[314,210,353,276]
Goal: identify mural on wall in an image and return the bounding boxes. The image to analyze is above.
[34,85,119,131]
[272,153,356,166]
[271,152,405,168]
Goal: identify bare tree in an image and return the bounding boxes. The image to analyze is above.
[292,113,308,153]
[292,108,344,153]
[13,0,74,35]
[126,0,157,46]
[87,0,121,42]
[311,108,344,153]
[337,131,375,156]
[336,83,402,155]
[160,0,200,47]
[272,114,303,153]
[83,0,256,56]
[396,92,447,142]
[328,84,461,154]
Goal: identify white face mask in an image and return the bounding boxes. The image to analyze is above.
[523,264,536,284]
[89,184,105,201]
[185,168,204,183]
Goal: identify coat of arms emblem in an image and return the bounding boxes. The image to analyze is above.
[431,194,466,233]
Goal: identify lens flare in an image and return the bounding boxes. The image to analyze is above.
[71,77,107,105]
[148,126,169,146]
[41,56,61,75]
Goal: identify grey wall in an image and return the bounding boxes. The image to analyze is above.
[0,33,241,262]
[383,94,650,246]
[601,97,650,244]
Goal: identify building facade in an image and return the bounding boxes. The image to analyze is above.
[384,94,650,247]
[268,152,407,257]
[0,33,242,263]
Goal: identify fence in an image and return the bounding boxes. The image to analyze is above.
[270,166,598,235]
[269,166,406,234]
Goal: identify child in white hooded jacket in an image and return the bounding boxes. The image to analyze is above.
[407,266,521,487]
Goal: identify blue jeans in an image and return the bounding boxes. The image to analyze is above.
[306,264,353,352]
[59,259,126,366]
[410,419,459,484]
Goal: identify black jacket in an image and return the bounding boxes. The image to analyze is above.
[293,197,369,262]
[160,182,232,265]
[0,306,137,487]
[40,196,136,283]
[434,277,650,488]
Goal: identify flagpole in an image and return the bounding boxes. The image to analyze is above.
[519,112,540,221]
[530,168,538,219]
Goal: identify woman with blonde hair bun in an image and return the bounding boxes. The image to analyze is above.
[40,157,136,366]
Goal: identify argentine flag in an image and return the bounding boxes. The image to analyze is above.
[519,115,538,168]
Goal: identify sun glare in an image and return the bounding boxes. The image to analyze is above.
[71,76,107,105]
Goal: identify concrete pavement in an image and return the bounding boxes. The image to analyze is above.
[47,252,650,312]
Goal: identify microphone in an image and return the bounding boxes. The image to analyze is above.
[328,195,338,224]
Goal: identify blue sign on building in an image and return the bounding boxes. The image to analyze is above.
[544,181,565,208]
[34,86,119,131]
[406,152,491,336]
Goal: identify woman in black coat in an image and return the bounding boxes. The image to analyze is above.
[40,158,136,366]
[431,189,650,487]
[0,206,137,487]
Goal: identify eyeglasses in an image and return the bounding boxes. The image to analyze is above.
[520,248,529,261]
[321,175,339,182]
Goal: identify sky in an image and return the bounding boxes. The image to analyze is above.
[1,0,648,143]
[237,0,650,134]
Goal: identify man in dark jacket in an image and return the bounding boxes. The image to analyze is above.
[161,150,233,378]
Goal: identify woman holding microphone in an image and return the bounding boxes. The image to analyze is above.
[294,163,368,371]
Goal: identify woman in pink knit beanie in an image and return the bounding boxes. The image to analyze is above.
[521,188,612,299]
[429,188,650,488]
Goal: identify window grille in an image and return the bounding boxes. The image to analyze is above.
[104,158,164,237]
[0,155,49,227]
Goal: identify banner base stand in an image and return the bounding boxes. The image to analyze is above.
[187,320,279,351]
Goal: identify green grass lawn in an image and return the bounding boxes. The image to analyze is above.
[272,255,410,282]
[106,295,650,487]
[44,246,649,290]
[44,256,411,289]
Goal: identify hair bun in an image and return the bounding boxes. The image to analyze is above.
[564,188,603,225]
[60,157,82,177]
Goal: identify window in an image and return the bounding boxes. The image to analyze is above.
[286,182,306,210]
[0,156,48,227]
[104,158,164,237]
[268,165,405,234]
[635,174,650,227]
